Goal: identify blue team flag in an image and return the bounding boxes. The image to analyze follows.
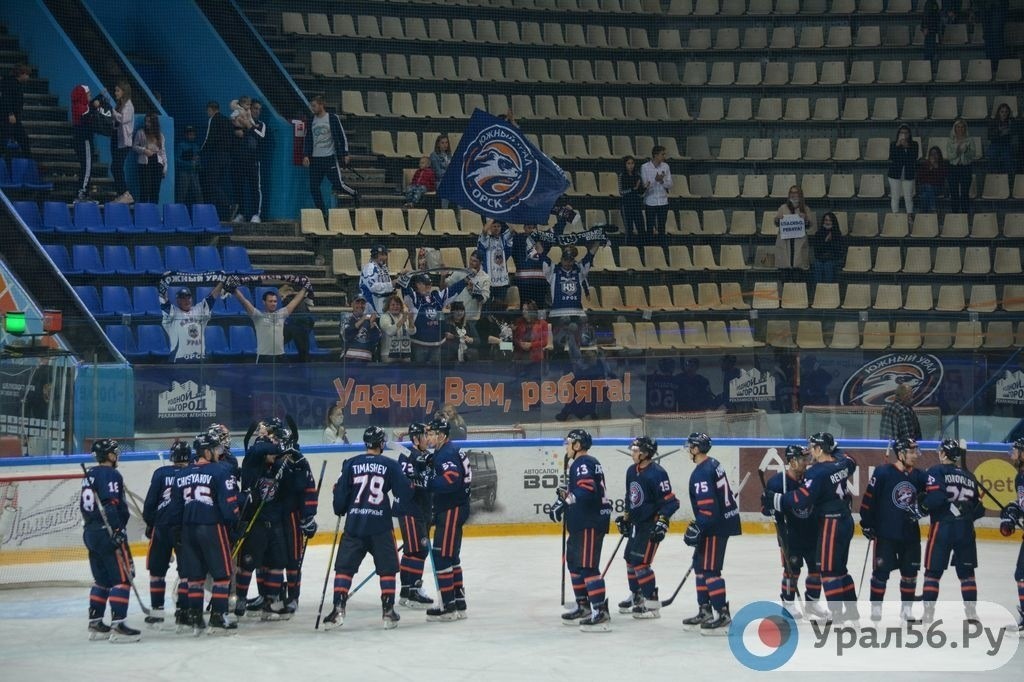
[437,109,570,224]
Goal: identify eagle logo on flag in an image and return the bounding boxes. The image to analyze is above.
[460,125,538,215]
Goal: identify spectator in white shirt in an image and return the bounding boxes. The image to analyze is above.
[233,286,307,362]
[640,145,673,243]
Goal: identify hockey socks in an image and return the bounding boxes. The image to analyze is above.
[822,576,845,603]
[694,572,710,606]
[89,584,110,619]
[236,570,254,603]
[805,572,822,600]
[585,574,607,609]
[1017,580,1024,613]
[261,569,284,601]
[780,572,798,602]
[960,576,977,602]
[705,575,727,611]
[333,573,353,605]
[634,564,656,599]
[899,575,917,602]
[570,572,588,603]
[286,569,302,603]
[400,554,426,587]
[453,565,464,598]
[869,575,886,602]
[626,565,639,594]
[109,583,130,621]
[187,581,205,612]
[437,568,455,605]
[211,579,231,614]
[839,574,857,601]
[379,574,397,601]
[922,575,941,602]
[177,580,188,610]
[150,576,166,610]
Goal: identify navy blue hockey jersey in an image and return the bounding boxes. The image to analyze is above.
[176,460,239,526]
[143,464,184,528]
[566,454,612,532]
[922,464,982,523]
[763,471,818,549]
[625,461,679,524]
[429,441,471,512]
[398,447,433,518]
[859,463,927,542]
[688,457,741,536]
[80,465,129,530]
[332,454,412,535]
[782,454,857,517]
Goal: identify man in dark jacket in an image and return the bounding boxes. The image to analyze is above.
[200,100,234,219]
[303,95,359,216]
[0,64,32,158]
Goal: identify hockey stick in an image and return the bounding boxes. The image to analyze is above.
[600,535,625,580]
[560,453,569,606]
[314,515,343,630]
[757,467,800,599]
[660,565,694,608]
[297,461,328,567]
[858,539,874,596]
[80,463,151,616]
[348,543,407,600]
[976,479,1024,532]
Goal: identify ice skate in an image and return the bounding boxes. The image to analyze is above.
[88,619,111,641]
[700,603,731,636]
[682,603,712,631]
[109,620,141,643]
[579,601,611,633]
[618,591,641,615]
[562,598,588,625]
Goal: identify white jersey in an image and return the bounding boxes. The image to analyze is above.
[359,261,394,314]
[161,298,213,361]
[249,308,290,360]
[477,231,513,288]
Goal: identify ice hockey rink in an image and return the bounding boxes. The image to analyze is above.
[0,533,1021,681]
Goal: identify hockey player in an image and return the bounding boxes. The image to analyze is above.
[859,438,928,622]
[175,433,240,634]
[359,244,394,315]
[396,422,435,608]
[280,440,319,612]
[760,445,825,620]
[765,432,859,623]
[920,439,984,623]
[549,428,613,631]
[141,440,190,629]
[614,436,679,620]
[81,439,140,642]
[998,438,1024,634]
[324,426,412,629]
[425,416,473,622]
[681,432,742,634]
[207,423,239,479]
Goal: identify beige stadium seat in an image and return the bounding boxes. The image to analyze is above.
[892,322,922,350]
[968,284,998,312]
[849,61,875,85]
[754,98,780,121]
[730,211,757,235]
[694,0,720,15]
[405,17,429,41]
[720,282,748,309]
[702,210,728,235]
[936,285,966,311]
[300,209,329,236]
[878,60,904,84]
[720,245,748,270]
[332,249,360,277]
[873,284,903,310]
[696,283,726,310]
[310,52,335,77]
[984,322,1014,349]
[668,245,694,270]
[797,321,826,349]
[609,322,639,350]
[829,321,861,349]
[881,213,910,238]
[904,285,934,310]
[855,25,881,46]
[982,174,1010,200]
[677,321,706,349]
[903,246,932,274]
[829,174,856,198]
[801,174,827,199]
[995,59,1022,82]
[872,246,902,273]
[362,54,387,79]
[709,62,735,85]
[871,97,899,121]
[901,97,928,121]
[591,248,623,272]
[799,25,825,48]
[803,138,830,161]
[858,174,886,198]
[656,321,687,350]
[1004,285,1024,311]
[736,62,763,85]
[741,175,768,198]
[743,27,768,49]
[812,283,840,309]
[994,247,1022,274]
[966,59,992,82]
[1015,176,1024,199]
[282,12,308,34]
[906,60,933,83]
[910,214,939,238]
[618,246,645,272]
[863,138,890,161]
[771,27,796,49]
[807,98,837,121]
[623,286,651,312]
[729,322,763,348]
[336,53,360,78]
[370,131,395,157]
[646,286,674,312]
[849,212,878,237]
[766,321,796,348]
[841,283,871,309]
[780,282,809,309]
[971,213,999,239]
[833,138,860,161]
[763,62,789,86]
[922,322,952,349]
[381,209,411,236]
[670,284,696,311]
[714,175,741,198]
[717,138,743,161]
[328,208,355,235]
[753,245,775,268]
[355,208,382,235]
[940,214,969,238]
[308,13,334,36]
[952,321,983,350]
[962,246,991,274]
[932,96,961,121]
[841,98,869,121]
[693,245,721,270]
[784,98,810,121]
[832,0,856,12]
[751,282,779,309]
[933,247,963,274]
[861,321,891,350]
[1006,214,1024,238]
[769,174,796,199]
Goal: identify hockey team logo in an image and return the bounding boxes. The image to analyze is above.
[840,353,943,407]
[995,370,1024,405]
[730,601,799,671]
[890,480,917,511]
[459,125,538,215]
[729,368,776,402]
[628,481,645,507]
[560,278,578,296]
[158,380,217,419]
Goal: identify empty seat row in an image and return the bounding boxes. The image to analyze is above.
[680,59,1020,87]
[754,282,1024,312]
[608,319,762,351]
[13,201,230,235]
[46,245,259,277]
[106,323,330,361]
[770,320,1024,350]
[0,157,52,191]
[844,246,1023,275]
[592,282,752,312]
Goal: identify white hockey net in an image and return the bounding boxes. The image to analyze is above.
[802,405,943,441]
[0,473,143,589]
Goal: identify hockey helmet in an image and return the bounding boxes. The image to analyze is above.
[1012,438,1024,454]
[631,436,658,459]
[363,426,387,450]
[207,423,231,449]
[92,438,120,463]
[939,439,966,463]
[808,432,837,454]
[427,416,451,436]
[408,422,428,439]
[686,432,712,454]
[566,428,593,451]
[169,440,192,464]
[892,438,919,457]
[783,444,807,461]
[193,432,222,459]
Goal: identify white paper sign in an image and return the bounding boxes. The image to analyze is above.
[779,213,806,240]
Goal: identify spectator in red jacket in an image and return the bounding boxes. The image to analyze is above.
[403,156,437,207]
[916,146,948,214]
[513,301,550,364]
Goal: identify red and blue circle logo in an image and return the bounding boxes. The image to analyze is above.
[729,601,799,671]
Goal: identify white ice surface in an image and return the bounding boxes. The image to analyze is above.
[0,534,1021,681]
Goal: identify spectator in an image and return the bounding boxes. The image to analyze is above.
[946,118,976,214]
[987,103,1015,174]
[233,285,307,363]
[922,0,942,66]
[810,211,846,285]
[359,245,394,316]
[340,294,381,362]
[200,100,233,219]
[916,146,948,213]
[0,64,31,159]
[477,218,513,308]
[323,403,349,444]
[106,80,134,203]
[512,301,550,364]
[229,96,253,220]
[646,358,679,414]
[879,383,922,441]
[70,84,94,202]
[799,356,833,407]
[676,358,715,412]
[303,94,359,218]
[379,294,414,363]
[280,283,314,362]
[619,155,646,244]
[551,194,579,235]
[773,185,814,274]
[403,155,437,208]
[555,349,613,422]
[132,113,167,204]
[443,301,480,362]
[240,99,267,222]
[430,134,453,209]
[160,283,223,363]
[399,272,468,364]
[887,124,919,217]
[977,0,1008,70]
[445,250,490,341]
[509,224,547,308]
[640,145,673,242]
[716,354,741,411]
[439,403,468,441]
[176,125,202,205]
[543,242,601,360]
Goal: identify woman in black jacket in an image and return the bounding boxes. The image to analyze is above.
[887,124,919,217]
[810,211,845,286]
[618,155,646,244]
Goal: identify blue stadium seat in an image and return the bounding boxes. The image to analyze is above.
[103,245,137,275]
[227,325,257,358]
[104,325,137,357]
[73,202,105,232]
[105,201,140,234]
[43,244,82,275]
[205,325,235,359]
[308,334,333,357]
[132,286,162,316]
[101,285,133,316]
[135,324,170,360]
[164,245,195,273]
[133,203,166,233]
[73,285,102,316]
[194,245,223,272]
[11,158,53,191]
[163,203,199,232]
[223,246,262,274]
[194,286,214,304]
[134,245,165,275]
[72,244,113,275]
[12,201,43,231]
[192,203,232,234]
[0,159,16,189]
[42,201,75,232]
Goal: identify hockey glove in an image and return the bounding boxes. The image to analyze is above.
[555,486,569,502]
[1000,520,1015,537]
[650,514,669,543]
[110,528,128,548]
[548,499,565,523]
[905,500,926,522]
[300,516,318,538]
[683,523,702,547]
[614,514,631,537]
[860,525,876,542]
[145,525,154,540]
[761,490,784,513]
